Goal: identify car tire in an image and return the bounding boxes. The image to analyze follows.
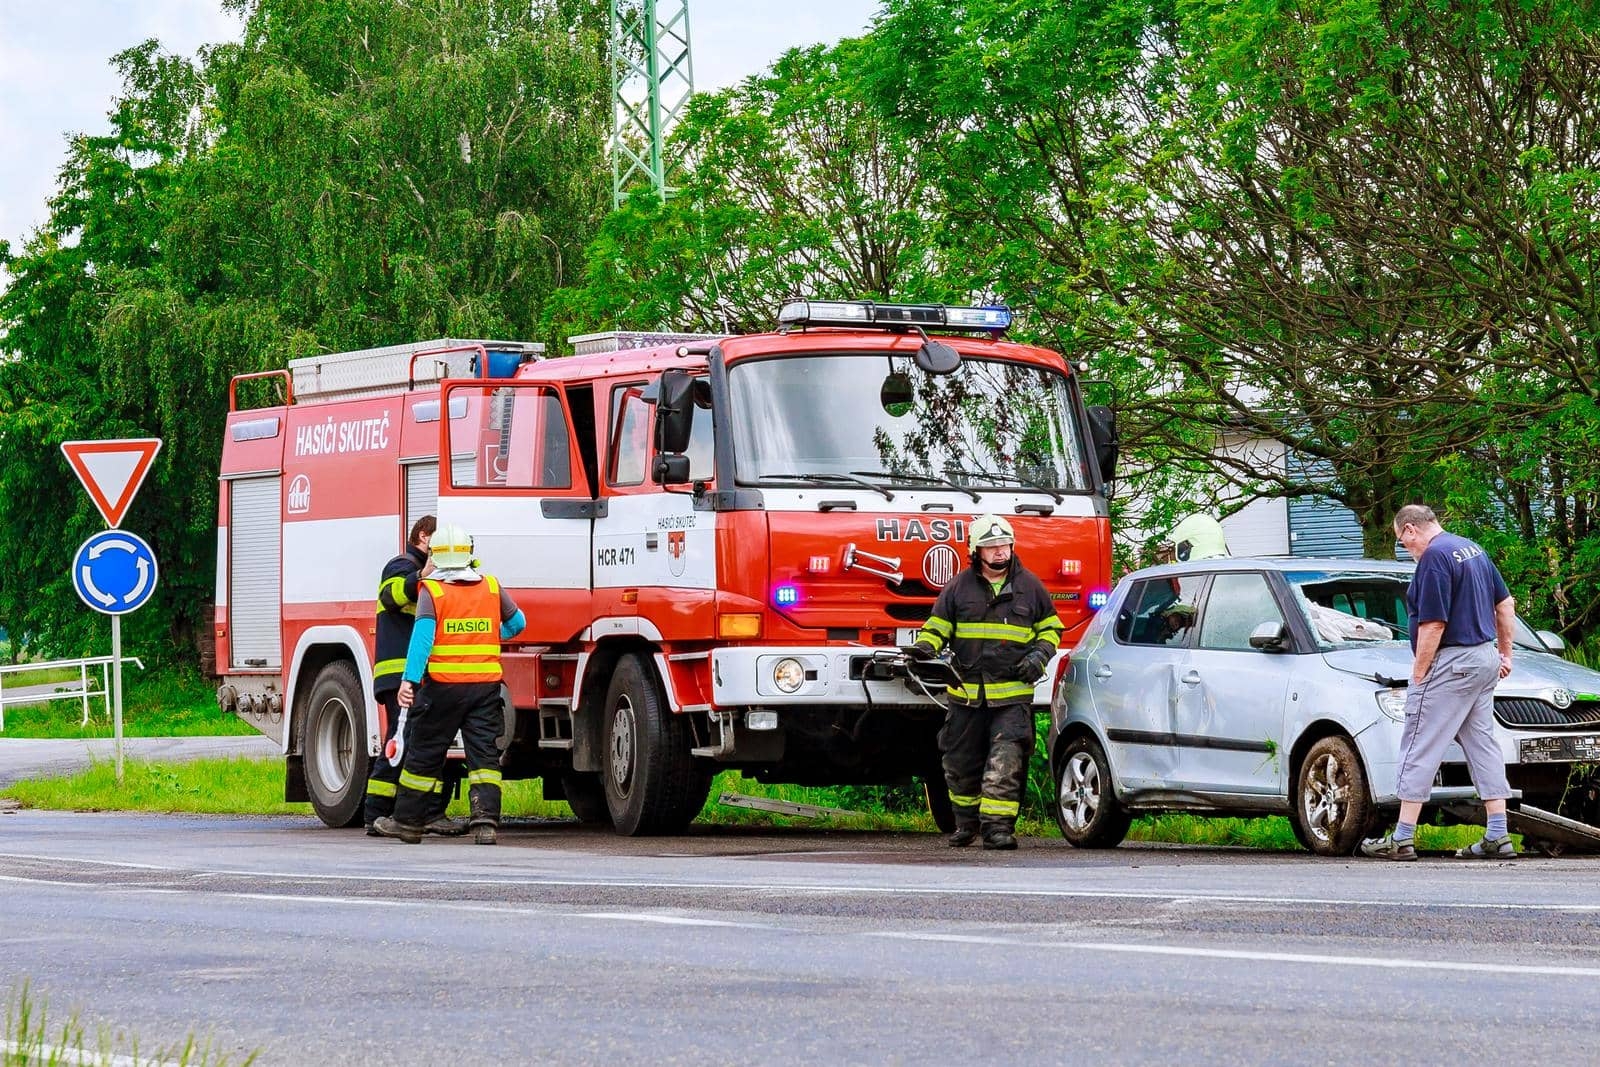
[302,660,368,829]
[1292,735,1373,856]
[1053,735,1131,848]
[601,653,702,836]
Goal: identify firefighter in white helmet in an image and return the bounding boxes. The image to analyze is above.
[372,523,525,846]
[909,514,1064,850]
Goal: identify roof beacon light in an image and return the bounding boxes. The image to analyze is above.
[778,300,1012,335]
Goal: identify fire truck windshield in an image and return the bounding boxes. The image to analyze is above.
[728,353,1093,492]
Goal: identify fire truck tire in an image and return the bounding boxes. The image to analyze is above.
[559,771,614,827]
[302,661,367,829]
[923,772,956,833]
[601,653,700,836]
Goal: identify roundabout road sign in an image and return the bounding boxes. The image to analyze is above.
[72,530,159,616]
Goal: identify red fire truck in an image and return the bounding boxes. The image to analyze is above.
[214,301,1117,834]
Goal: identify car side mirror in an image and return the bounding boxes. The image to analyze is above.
[1248,622,1288,652]
[1536,629,1566,653]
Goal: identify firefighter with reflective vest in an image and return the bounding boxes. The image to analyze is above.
[363,515,460,835]
[911,514,1064,850]
[372,523,525,846]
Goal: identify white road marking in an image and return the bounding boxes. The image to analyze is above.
[1,851,1596,912]
[576,912,772,929]
[868,932,1600,977]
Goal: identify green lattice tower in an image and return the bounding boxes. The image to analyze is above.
[610,0,695,206]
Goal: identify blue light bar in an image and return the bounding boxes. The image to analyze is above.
[1089,591,1109,609]
[774,584,801,607]
[778,301,1012,334]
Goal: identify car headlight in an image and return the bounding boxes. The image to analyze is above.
[1375,687,1407,722]
[772,657,805,694]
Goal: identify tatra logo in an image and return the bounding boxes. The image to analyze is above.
[286,474,311,514]
[876,518,967,543]
[668,530,687,577]
[443,618,492,635]
[923,544,959,588]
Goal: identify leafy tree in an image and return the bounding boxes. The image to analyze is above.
[0,0,612,663]
[548,37,988,338]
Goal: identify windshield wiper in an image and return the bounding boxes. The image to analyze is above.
[850,469,982,503]
[941,466,1064,503]
[758,472,894,501]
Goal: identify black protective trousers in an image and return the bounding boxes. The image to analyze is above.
[363,692,452,826]
[939,701,1035,836]
[393,680,503,829]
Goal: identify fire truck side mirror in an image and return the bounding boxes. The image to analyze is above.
[1087,404,1119,485]
[653,368,696,455]
[653,453,692,484]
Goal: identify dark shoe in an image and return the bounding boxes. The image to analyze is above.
[947,828,978,848]
[424,815,470,837]
[365,823,381,838]
[472,824,498,846]
[1359,831,1417,861]
[371,816,423,844]
[1456,834,1515,859]
[982,830,1018,851]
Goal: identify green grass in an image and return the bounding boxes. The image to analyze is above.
[0,757,1500,852]
[4,981,256,1066]
[0,667,254,740]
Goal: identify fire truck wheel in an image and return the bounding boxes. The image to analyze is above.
[303,661,367,828]
[559,771,614,827]
[923,772,956,834]
[601,653,700,836]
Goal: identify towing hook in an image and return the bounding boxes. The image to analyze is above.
[842,542,904,585]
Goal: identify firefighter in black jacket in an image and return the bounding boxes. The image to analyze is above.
[911,514,1064,849]
[363,515,460,834]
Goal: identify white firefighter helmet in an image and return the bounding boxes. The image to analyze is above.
[430,522,475,569]
[1163,514,1230,562]
[968,513,1016,554]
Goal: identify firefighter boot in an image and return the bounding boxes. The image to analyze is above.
[371,815,423,845]
[982,827,1018,850]
[948,827,979,847]
[472,823,498,846]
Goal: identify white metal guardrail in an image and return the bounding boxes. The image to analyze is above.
[0,655,145,732]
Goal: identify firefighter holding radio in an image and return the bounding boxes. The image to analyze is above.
[911,514,1064,850]
[372,523,525,846]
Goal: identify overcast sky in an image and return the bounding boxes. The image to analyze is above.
[0,0,883,253]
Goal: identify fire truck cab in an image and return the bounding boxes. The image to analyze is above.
[214,302,1117,834]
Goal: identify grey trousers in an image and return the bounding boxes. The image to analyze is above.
[1395,642,1511,803]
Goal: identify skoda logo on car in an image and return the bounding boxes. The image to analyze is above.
[1553,688,1574,709]
[922,544,959,588]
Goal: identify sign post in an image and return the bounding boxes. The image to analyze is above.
[62,438,162,783]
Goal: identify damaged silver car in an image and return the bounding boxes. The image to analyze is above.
[1049,557,1600,855]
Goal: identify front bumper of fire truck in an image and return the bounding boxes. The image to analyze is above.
[707,645,1056,708]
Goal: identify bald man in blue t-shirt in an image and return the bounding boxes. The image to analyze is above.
[1361,504,1517,861]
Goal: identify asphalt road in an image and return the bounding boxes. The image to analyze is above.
[3,813,1598,1066]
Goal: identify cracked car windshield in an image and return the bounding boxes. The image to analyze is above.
[727,353,1091,491]
[1285,569,1550,652]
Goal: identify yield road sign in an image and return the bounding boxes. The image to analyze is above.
[61,438,163,528]
[72,530,160,616]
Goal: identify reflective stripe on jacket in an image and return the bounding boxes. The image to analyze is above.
[421,575,504,683]
[915,560,1063,707]
[373,545,427,695]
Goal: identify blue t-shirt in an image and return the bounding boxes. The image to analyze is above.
[1405,532,1510,650]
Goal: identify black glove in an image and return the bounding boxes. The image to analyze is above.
[907,642,937,661]
[1017,647,1050,684]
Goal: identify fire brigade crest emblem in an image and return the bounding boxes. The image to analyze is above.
[668,530,687,577]
[922,544,959,588]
